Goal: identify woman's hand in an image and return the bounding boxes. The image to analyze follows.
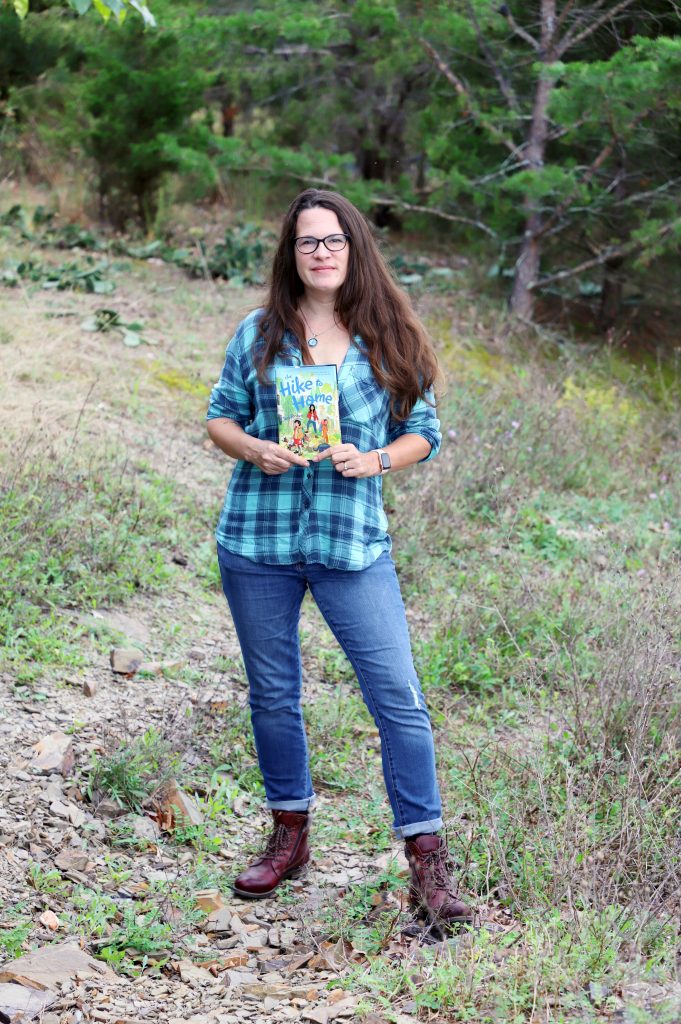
[250,440,310,476]
[313,443,381,478]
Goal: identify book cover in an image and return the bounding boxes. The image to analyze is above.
[275,363,342,459]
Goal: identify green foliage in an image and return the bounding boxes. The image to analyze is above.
[202,224,272,284]
[98,906,172,972]
[27,863,70,896]
[88,728,178,812]
[0,919,31,959]
[79,26,208,227]
[1,256,116,292]
[305,688,379,793]
[319,865,405,955]
[80,307,149,347]
[6,0,155,25]
[0,7,65,99]
[1,202,272,285]
[4,1,680,316]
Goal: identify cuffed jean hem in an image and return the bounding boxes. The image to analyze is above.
[265,796,316,812]
[394,816,443,839]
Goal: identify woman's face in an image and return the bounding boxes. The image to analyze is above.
[294,207,349,299]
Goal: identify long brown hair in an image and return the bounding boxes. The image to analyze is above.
[256,189,439,420]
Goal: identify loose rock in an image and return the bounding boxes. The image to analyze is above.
[0,982,58,1021]
[110,647,146,675]
[38,910,60,932]
[195,889,225,913]
[94,798,127,820]
[0,942,115,989]
[54,849,91,873]
[30,733,74,776]
[160,779,204,828]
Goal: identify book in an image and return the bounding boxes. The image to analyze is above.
[275,363,342,459]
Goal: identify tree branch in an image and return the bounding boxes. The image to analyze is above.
[547,114,591,142]
[372,197,498,237]
[420,38,524,159]
[500,6,540,51]
[624,175,681,206]
[551,0,581,45]
[557,0,639,56]
[528,217,681,290]
[532,106,651,242]
[467,0,520,112]
[220,163,497,236]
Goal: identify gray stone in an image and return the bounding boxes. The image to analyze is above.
[30,732,74,776]
[95,798,126,820]
[131,814,161,842]
[0,984,58,1019]
[110,647,146,675]
[55,849,91,873]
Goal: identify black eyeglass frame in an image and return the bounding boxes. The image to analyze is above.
[294,233,351,254]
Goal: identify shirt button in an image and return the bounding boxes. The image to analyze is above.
[303,498,310,508]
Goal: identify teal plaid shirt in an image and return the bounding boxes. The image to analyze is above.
[207,310,441,570]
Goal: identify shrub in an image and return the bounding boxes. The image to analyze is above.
[80,26,210,228]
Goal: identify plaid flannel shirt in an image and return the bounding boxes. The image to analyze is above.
[206,309,441,570]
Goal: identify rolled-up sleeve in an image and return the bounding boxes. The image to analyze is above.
[387,387,441,462]
[206,316,256,427]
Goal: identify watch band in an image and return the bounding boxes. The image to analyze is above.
[373,449,391,474]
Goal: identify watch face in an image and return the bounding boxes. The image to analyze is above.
[380,452,391,470]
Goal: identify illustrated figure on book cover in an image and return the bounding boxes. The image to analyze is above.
[275,364,341,459]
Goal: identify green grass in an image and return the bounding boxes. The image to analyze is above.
[316,864,406,956]
[87,727,180,813]
[347,906,679,1022]
[0,443,211,680]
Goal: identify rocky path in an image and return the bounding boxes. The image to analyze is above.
[0,580,467,1024]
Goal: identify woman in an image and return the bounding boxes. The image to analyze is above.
[306,403,319,435]
[206,189,472,930]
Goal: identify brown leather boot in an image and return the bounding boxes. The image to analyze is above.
[233,810,310,899]
[404,834,473,930]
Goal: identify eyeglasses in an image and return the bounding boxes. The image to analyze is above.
[294,233,350,254]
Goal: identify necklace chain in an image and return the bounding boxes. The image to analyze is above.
[300,310,338,348]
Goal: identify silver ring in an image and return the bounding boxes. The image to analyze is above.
[344,461,348,471]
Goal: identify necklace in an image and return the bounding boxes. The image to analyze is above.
[300,310,338,349]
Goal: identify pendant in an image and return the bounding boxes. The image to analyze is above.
[308,336,318,348]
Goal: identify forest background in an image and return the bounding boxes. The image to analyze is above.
[0,2,680,1023]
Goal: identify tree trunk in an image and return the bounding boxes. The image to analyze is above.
[597,256,625,331]
[597,157,627,331]
[509,0,556,319]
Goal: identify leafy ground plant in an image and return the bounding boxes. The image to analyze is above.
[1,256,115,293]
[87,728,180,813]
[80,307,151,348]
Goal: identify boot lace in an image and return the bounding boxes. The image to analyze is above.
[421,847,456,894]
[263,823,292,858]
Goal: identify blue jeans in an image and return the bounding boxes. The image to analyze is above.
[217,545,443,839]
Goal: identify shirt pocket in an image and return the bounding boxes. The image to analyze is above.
[340,364,389,426]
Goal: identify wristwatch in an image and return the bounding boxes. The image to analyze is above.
[373,449,391,474]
